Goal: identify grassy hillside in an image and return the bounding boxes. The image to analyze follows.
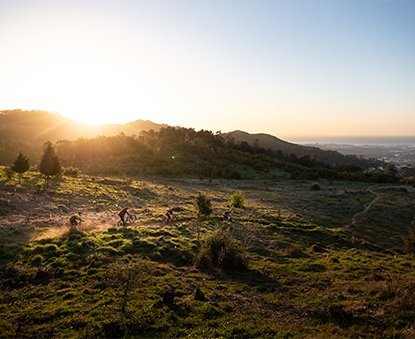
[1,168,414,337]
[0,110,165,143]
[0,110,377,171]
[0,110,165,164]
[226,130,378,168]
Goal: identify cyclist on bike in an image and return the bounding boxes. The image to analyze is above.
[118,207,131,226]
[70,212,83,227]
[223,206,232,222]
[165,208,174,224]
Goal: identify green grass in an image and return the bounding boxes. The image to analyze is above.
[1,169,415,337]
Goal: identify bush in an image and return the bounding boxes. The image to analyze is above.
[229,191,245,208]
[63,166,81,177]
[195,229,248,271]
[311,182,321,191]
[402,176,415,187]
[196,193,213,216]
[31,254,43,266]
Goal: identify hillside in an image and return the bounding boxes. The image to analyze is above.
[0,110,166,164]
[0,110,165,144]
[0,169,414,337]
[226,130,376,168]
[0,110,378,171]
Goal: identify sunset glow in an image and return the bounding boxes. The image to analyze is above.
[0,0,414,136]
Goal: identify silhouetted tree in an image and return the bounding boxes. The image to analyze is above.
[11,152,29,184]
[39,141,61,188]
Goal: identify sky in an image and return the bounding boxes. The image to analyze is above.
[0,0,414,140]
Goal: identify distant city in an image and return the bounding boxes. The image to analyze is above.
[301,139,415,167]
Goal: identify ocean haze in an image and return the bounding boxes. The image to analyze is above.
[291,136,415,146]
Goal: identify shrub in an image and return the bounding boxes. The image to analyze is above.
[106,258,152,313]
[229,190,245,208]
[311,182,321,191]
[63,166,81,177]
[31,254,43,266]
[402,176,415,187]
[3,167,14,183]
[196,193,213,216]
[195,229,248,271]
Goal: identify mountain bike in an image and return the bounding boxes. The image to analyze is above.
[117,214,137,226]
[69,218,83,231]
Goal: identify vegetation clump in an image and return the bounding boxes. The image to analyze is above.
[229,190,245,208]
[11,152,30,184]
[196,229,248,271]
[311,182,321,191]
[196,193,213,217]
[106,258,152,314]
[63,166,81,177]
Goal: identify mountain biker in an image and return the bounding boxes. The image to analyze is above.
[223,210,232,222]
[118,207,131,226]
[165,208,174,224]
[70,212,83,227]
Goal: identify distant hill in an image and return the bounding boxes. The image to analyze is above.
[225,130,377,168]
[0,110,377,169]
[0,109,166,164]
[0,109,166,144]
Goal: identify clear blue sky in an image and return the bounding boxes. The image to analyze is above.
[0,0,414,138]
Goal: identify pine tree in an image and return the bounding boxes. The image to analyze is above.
[39,141,61,188]
[11,152,30,184]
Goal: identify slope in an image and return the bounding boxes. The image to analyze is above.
[226,130,375,168]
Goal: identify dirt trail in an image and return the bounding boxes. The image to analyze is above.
[346,187,380,228]
[345,184,414,228]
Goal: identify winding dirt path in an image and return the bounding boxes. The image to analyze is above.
[345,184,414,228]
[345,186,380,228]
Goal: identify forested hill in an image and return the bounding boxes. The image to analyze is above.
[52,127,386,181]
[225,130,373,168]
[0,110,378,172]
[0,109,165,143]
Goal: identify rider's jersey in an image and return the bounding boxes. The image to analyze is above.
[118,208,129,218]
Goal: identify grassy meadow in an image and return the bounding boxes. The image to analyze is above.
[1,167,415,337]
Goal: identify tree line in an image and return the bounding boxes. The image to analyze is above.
[4,127,407,184]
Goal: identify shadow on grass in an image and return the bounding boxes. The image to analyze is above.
[209,268,280,292]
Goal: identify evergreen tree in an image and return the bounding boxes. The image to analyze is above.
[39,141,61,188]
[11,152,30,184]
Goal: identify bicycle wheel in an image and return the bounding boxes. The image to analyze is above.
[129,214,137,224]
[117,220,124,226]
